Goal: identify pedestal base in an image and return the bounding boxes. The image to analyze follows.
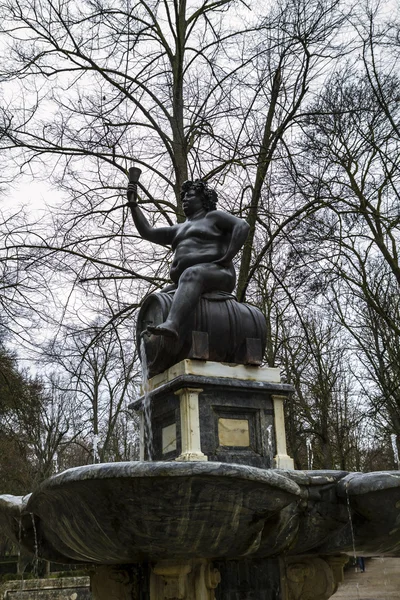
[90,556,347,600]
[283,556,348,600]
[131,359,295,469]
[151,560,220,599]
[90,560,220,600]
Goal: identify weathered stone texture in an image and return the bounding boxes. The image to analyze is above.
[0,576,90,600]
[214,559,282,599]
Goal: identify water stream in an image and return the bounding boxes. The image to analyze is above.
[30,513,41,598]
[140,339,154,460]
[266,424,274,465]
[17,515,24,585]
[391,434,399,469]
[53,451,59,474]
[306,437,314,470]
[92,434,99,464]
[30,513,39,578]
[345,486,361,599]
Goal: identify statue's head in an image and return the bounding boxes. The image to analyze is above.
[181,180,218,213]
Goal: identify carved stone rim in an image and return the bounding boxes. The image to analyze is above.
[27,460,302,499]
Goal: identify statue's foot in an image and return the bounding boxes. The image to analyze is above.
[147,322,179,339]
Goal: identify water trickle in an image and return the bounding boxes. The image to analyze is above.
[306,437,314,470]
[31,517,41,600]
[266,424,274,465]
[345,488,357,564]
[140,339,154,461]
[92,434,99,464]
[53,451,59,474]
[345,486,361,598]
[17,515,24,585]
[391,434,399,469]
[30,513,39,578]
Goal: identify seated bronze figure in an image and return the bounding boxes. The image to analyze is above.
[127,179,249,339]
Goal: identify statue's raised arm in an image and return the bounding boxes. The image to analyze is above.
[127,182,179,246]
[127,178,249,340]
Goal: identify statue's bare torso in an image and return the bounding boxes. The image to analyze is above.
[169,211,235,286]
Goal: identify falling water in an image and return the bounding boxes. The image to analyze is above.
[345,489,357,565]
[17,516,24,584]
[391,434,400,469]
[140,339,154,460]
[30,513,39,578]
[92,434,99,464]
[306,437,314,470]
[31,512,41,599]
[53,451,59,474]
[346,486,361,599]
[266,424,274,465]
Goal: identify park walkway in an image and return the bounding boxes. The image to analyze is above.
[332,557,400,599]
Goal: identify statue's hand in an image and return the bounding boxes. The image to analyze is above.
[127,182,138,207]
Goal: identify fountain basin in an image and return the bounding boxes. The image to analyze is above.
[4,464,400,571]
[334,471,400,555]
[19,461,301,564]
[0,494,29,545]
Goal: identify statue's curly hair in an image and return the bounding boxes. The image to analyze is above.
[181,179,218,212]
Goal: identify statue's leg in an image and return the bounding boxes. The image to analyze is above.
[147,264,235,339]
[159,283,177,293]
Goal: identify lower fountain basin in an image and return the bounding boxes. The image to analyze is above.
[22,461,301,564]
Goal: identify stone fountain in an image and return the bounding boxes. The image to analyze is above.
[2,176,400,599]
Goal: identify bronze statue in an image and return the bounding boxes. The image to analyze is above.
[126,179,249,339]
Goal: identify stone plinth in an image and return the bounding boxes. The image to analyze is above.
[130,359,295,469]
[89,556,348,600]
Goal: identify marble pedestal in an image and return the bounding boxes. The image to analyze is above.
[130,359,295,469]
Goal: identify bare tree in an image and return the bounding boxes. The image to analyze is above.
[46,321,140,463]
[0,339,79,490]
[3,0,397,477]
[269,3,400,465]
[0,0,348,314]
[277,313,366,470]
[234,0,347,300]
[0,0,255,356]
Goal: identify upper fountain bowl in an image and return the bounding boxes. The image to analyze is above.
[3,464,400,567]
[20,461,301,564]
